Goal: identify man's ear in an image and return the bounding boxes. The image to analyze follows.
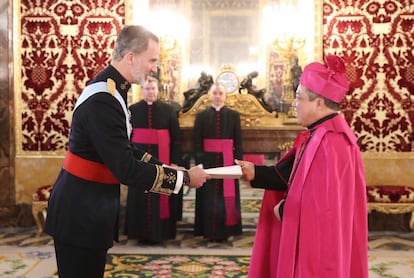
[316,97,326,109]
[125,51,135,64]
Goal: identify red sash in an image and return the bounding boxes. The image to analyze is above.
[63,151,119,184]
[131,128,171,219]
[203,139,239,226]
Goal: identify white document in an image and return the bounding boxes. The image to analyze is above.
[204,165,242,179]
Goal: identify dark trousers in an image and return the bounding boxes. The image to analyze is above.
[54,239,108,278]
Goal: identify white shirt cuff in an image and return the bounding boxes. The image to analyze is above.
[174,171,184,194]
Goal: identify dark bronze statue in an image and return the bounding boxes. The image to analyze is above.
[181,72,214,113]
[291,56,303,92]
[239,71,274,112]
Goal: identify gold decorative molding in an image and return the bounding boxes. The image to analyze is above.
[367,204,414,214]
[178,92,302,130]
[367,204,414,231]
[364,151,414,231]
[32,201,48,235]
[277,141,294,153]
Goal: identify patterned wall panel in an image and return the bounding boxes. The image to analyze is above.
[0,0,14,205]
[17,0,124,153]
[323,0,414,152]
[15,0,414,154]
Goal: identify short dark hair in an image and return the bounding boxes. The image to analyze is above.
[112,25,159,61]
[306,88,341,111]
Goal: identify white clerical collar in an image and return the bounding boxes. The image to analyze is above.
[211,104,224,111]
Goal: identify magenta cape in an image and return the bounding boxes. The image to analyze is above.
[248,115,368,278]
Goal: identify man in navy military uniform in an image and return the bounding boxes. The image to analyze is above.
[44,25,209,278]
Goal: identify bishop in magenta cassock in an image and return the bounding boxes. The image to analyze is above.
[236,54,368,278]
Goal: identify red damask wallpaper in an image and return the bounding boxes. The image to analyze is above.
[323,0,414,151]
[20,0,124,152]
[18,0,414,153]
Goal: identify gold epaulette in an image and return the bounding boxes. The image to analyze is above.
[107,78,117,96]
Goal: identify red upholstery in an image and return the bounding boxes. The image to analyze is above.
[366,185,414,203]
[33,185,53,202]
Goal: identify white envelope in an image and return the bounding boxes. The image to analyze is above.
[204,165,242,179]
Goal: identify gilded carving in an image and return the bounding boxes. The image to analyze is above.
[179,92,296,129]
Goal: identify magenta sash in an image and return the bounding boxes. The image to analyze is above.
[203,138,238,226]
[132,128,170,219]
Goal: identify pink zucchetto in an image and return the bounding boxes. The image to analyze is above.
[299,54,349,103]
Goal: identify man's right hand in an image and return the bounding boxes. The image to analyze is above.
[234,159,255,181]
[187,166,210,188]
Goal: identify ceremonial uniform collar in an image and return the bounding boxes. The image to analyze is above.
[93,65,131,95]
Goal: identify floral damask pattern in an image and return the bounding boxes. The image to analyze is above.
[19,0,124,152]
[18,0,414,152]
[324,0,414,151]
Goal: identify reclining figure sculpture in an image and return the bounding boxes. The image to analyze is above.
[239,71,274,112]
[181,71,214,113]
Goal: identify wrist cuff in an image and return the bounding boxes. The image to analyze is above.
[183,171,191,187]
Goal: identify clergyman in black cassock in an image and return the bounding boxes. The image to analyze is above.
[125,77,183,244]
[193,83,243,241]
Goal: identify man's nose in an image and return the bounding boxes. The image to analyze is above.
[150,66,158,76]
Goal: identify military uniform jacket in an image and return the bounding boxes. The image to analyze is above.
[44,65,179,249]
